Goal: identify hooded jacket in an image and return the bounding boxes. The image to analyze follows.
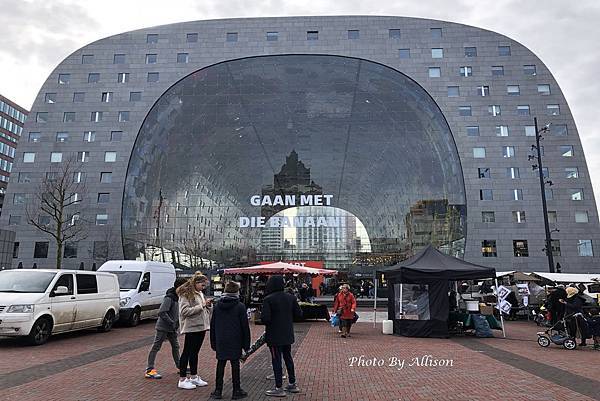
[261,275,303,346]
[209,293,251,360]
[155,287,179,332]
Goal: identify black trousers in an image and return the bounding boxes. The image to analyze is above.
[215,359,241,392]
[179,331,206,377]
[269,344,296,389]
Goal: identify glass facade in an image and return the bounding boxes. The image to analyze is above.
[123,55,466,268]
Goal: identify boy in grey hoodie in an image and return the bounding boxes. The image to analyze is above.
[145,277,187,379]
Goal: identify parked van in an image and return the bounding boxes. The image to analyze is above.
[0,269,120,345]
[98,261,176,326]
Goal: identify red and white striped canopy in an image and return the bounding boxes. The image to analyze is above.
[222,261,337,276]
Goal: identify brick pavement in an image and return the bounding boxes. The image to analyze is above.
[0,319,598,401]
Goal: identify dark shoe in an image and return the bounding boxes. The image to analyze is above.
[232,389,248,399]
[579,342,587,347]
[340,334,346,338]
[265,388,286,397]
[210,390,223,399]
[285,383,300,393]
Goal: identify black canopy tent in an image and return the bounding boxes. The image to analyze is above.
[378,245,499,338]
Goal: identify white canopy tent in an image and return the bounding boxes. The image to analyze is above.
[530,272,600,284]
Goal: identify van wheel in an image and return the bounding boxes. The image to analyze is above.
[128,308,141,327]
[27,317,52,346]
[98,310,116,332]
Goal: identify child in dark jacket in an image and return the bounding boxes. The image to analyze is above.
[209,281,250,400]
[145,277,187,379]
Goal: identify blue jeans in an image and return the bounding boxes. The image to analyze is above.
[269,344,296,388]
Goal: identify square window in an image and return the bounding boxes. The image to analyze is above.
[570,189,583,200]
[547,104,560,115]
[88,73,100,83]
[552,124,568,136]
[506,167,520,179]
[226,32,238,42]
[104,151,117,162]
[36,112,48,123]
[399,49,410,59]
[145,54,157,64]
[130,92,142,102]
[63,112,75,122]
[64,242,78,259]
[524,65,537,75]
[430,28,442,39]
[113,54,126,64]
[492,66,504,76]
[177,53,189,63]
[38,215,51,227]
[481,211,495,223]
[565,167,579,179]
[480,189,493,200]
[147,72,159,82]
[459,106,472,116]
[46,171,58,181]
[577,240,593,256]
[511,189,523,200]
[91,111,103,122]
[93,241,108,259]
[51,152,62,163]
[466,126,480,136]
[538,84,551,95]
[29,132,41,142]
[489,105,501,116]
[45,93,56,104]
[73,92,85,102]
[58,73,70,84]
[56,132,69,142]
[82,54,94,64]
[266,31,278,41]
[503,146,515,158]
[460,66,472,77]
[481,240,497,257]
[307,31,318,40]
[13,193,26,204]
[34,242,49,258]
[83,131,95,142]
[96,214,109,225]
[389,29,401,39]
[496,126,509,136]
[473,147,485,158]
[431,48,443,58]
[187,33,198,43]
[23,152,35,163]
[478,167,491,179]
[477,86,490,96]
[507,85,520,95]
[498,45,511,56]
[575,211,589,223]
[77,151,90,162]
[101,92,112,102]
[560,145,574,157]
[73,171,86,183]
[525,125,536,136]
[100,172,112,183]
[147,34,158,44]
[513,240,529,257]
[117,73,129,83]
[464,47,477,57]
[447,86,459,97]
[348,30,359,39]
[118,111,130,122]
[9,215,21,225]
[547,211,557,223]
[428,67,441,78]
[512,211,526,223]
[97,193,110,203]
[110,131,123,141]
[517,105,530,116]
[18,172,32,183]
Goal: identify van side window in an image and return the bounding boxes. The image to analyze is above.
[139,273,150,292]
[52,274,74,295]
[76,274,98,294]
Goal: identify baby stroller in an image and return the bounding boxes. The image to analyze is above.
[537,313,579,350]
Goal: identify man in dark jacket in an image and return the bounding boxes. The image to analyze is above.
[261,275,303,397]
[145,277,187,379]
[209,281,250,400]
[547,285,567,324]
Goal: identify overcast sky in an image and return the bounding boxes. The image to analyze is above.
[1,0,599,208]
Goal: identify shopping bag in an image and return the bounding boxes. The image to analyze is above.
[352,312,359,323]
[330,314,340,327]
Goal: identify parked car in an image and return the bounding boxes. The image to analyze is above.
[0,269,120,345]
[98,261,176,326]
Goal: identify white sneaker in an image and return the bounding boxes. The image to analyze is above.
[178,378,196,390]
[189,376,208,387]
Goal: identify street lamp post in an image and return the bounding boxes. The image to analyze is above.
[531,117,555,273]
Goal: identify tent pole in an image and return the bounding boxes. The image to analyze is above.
[454,281,459,309]
[373,271,378,328]
[494,277,506,338]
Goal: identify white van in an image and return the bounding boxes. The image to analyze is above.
[98,261,176,326]
[0,269,120,345]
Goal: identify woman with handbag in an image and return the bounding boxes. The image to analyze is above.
[333,284,357,338]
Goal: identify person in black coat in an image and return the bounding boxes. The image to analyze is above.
[209,281,250,400]
[560,287,590,346]
[261,275,303,397]
[547,285,567,324]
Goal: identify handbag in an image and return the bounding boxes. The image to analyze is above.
[352,312,359,323]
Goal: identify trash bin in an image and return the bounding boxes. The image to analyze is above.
[382,320,393,335]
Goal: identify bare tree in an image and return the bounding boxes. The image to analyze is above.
[89,225,122,265]
[27,156,87,269]
[182,236,207,270]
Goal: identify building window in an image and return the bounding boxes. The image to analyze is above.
[502,146,515,158]
[97,193,110,204]
[538,84,551,95]
[389,29,401,39]
[348,30,359,39]
[23,152,36,163]
[478,167,490,179]
[81,54,94,64]
[177,53,189,63]
[482,211,495,223]
[266,32,278,41]
[307,31,318,40]
[560,145,574,157]
[431,48,443,58]
[496,126,509,137]
[570,189,583,200]
[517,105,530,116]
[545,188,554,200]
[147,72,159,82]
[398,49,410,59]
[110,131,123,141]
[91,111,103,122]
[145,54,157,64]
[459,106,472,116]
[550,240,561,256]
[56,132,69,142]
[38,216,52,227]
[525,126,536,136]
[464,47,477,57]
[565,167,579,179]
[506,167,520,179]
[146,34,158,44]
[511,189,523,200]
[480,189,493,200]
[58,73,70,84]
[498,45,511,56]
[466,126,480,136]
[113,54,126,64]
[63,112,75,122]
[430,28,442,38]
[577,240,593,256]
[64,242,78,259]
[9,215,22,225]
[13,242,19,258]
[552,124,568,136]
[119,111,130,122]
[100,172,112,183]
[45,93,56,104]
[524,65,537,75]
[36,112,48,123]
[88,73,100,83]
[117,73,129,83]
[513,240,529,257]
[473,147,486,158]
[536,166,549,178]
[491,66,504,76]
[477,86,490,96]
[28,132,41,142]
[73,92,85,102]
[226,32,238,42]
[507,85,520,95]
[73,171,86,183]
[130,92,142,102]
[428,67,441,78]
[104,151,117,162]
[447,86,459,97]
[83,131,95,142]
[575,211,589,223]
[547,211,557,223]
[460,66,472,77]
[18,172,32,183]
[488,105,501,116]
[101,92,113,102]
[77,151,90,162]
[547,104,560,115]
[45,171,58,181]
[481,240,497,257]
[186,33,198,43]
[96,214,109,225]
[512,211,526,223]
[34,242,49,258]
[13,193,26,204]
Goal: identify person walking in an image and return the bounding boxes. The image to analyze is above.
[261,275,303,397]
[547,285,567,325]
[177,273,213,390]
[145,277,187,379]
[333,284,357,338]
[209,281,250,400]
